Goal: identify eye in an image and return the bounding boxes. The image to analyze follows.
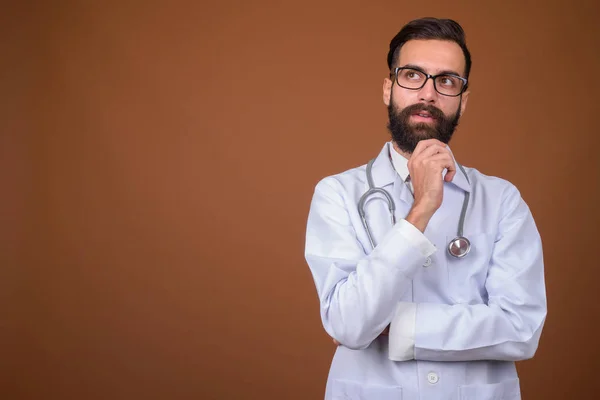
[403,69,424,80]
[438,75,459,87]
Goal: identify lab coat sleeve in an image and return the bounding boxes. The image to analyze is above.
[304,177,435,350]
[409,184,547,362]
[387,222,435,360]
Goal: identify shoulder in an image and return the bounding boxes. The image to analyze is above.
[464,165,519,193]
[462,165,528,214]
[312,162,368,198]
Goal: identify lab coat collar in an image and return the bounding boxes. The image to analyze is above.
[446,147,471,193]
[369,142,471,193]
[368,142,398,189]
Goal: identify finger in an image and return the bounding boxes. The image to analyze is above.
[427,152,455,166]
[445,157,457,181]
[410,145,451,171]
[429,157,456,182]
[411,139,446,158]
[424,153,456,176]
[416,143,450,161]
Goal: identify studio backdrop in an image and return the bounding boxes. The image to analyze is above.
[1,1,599,399]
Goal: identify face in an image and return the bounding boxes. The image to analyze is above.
[382,39,470,154]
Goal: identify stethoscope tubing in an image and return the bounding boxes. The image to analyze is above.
[359,157,471,258]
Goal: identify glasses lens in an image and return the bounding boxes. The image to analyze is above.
[396,68,426,89]
[434,75,464,96]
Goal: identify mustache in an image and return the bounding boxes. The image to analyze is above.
[402,103,445,120]
[387,99,461,154]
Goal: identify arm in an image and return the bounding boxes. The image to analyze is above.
[389,184,547,362]
[305,176,435,350]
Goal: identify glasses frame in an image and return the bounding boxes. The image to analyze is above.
[391,67,468,97]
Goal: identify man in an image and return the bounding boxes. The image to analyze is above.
[304,17,546,400]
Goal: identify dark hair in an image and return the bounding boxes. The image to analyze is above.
[387,17,472,80]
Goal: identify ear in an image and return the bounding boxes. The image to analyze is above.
[383,77,392,106]
[459,89,469,116]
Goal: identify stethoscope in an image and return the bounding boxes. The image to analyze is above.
[357,158,472,258]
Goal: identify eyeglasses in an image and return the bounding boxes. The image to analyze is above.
[391,67,468,97]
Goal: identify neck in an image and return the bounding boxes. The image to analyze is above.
[392,142,412,160]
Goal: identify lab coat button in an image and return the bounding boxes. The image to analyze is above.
[427,372,439,384]
[423,257,432,267]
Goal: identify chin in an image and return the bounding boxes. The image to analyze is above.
[411,121,438,130]
[412,127,438,139]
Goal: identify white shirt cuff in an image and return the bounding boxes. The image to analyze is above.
[388,302,416,361]
[396,219,436,258]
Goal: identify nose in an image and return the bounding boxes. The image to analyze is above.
[419,77,438,103]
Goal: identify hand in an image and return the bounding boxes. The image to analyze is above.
[405,139,456,232]
[332,325,390,346]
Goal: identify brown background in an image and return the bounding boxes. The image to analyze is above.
[2,0,599,399]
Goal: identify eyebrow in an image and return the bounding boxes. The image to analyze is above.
[400,64,463,78]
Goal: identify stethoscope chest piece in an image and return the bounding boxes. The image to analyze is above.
[447,236,471,258]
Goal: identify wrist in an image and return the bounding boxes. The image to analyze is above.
[406,205,434,232]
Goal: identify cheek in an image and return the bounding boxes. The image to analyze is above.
[390,91,416,109]
[440,99,461,115]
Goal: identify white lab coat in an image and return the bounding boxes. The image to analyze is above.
[304,142,547,400]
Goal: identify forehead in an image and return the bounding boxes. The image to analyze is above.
[397,39,466,75]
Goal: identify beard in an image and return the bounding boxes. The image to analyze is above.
[387,99,461,154]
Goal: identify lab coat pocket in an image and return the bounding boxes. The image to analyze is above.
[458,378,521,400]
[445,232,494,304]
[330,379,402,400]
